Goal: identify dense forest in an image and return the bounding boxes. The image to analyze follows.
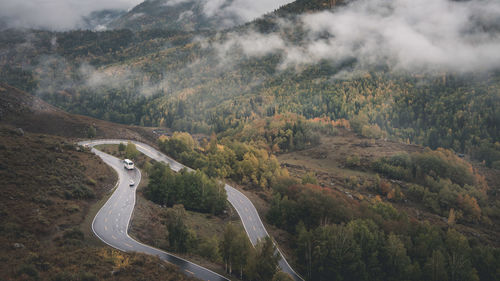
[157,132,288,189]
[145,162,227,215]
[267,177,499,281]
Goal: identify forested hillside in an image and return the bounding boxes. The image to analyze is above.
[1,0,500,280]
[108,0,218,31]
[1,0,498,166]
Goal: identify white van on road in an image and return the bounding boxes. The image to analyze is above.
[123,159,135,170]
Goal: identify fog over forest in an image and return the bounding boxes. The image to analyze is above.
[216,0,500,73]
[0,0,294,30]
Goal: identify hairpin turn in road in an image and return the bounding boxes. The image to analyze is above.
[79,139,303,281]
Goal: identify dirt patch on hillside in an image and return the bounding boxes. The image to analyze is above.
[279,128,421,176]
[277,128,422,196]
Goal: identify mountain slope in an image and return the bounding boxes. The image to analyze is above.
[1,0,498,162]
[109,0,240,32]
[83,9,127,31]
[110,0,205,31]
[107,0,322,32]
[0,83,154,141]
[0,0,500,280]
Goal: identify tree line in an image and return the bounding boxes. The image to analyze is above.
[145,162,226,215]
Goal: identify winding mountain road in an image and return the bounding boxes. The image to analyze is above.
[80,139,303,281]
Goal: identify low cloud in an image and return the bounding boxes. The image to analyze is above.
[164,0,193,6]
[215,0,500,74]
[289,0,500,73]
[221,0,291,22]
[0,0,142,30]
[79,63,135,90]
[215,31,286,60]
[166,0,294,27]
[202,0,292,21]
[33,57,142,96]
[80,62,167,97]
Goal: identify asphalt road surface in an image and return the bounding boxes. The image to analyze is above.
[80,139,303,281]
[84,144,228,281]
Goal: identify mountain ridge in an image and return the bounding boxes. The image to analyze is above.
[106,0,343,32]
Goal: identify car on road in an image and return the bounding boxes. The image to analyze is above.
[129,179,135,186]
[124,159,134,170]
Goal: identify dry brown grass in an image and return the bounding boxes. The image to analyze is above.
[278,128,422,184]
